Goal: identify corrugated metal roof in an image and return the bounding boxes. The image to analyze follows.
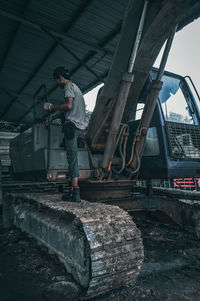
[0,0,199,125]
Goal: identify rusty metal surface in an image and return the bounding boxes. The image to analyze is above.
[78,179,200,235]
[149,186,200,201]
[129,80,163,169]
[79,179,134,201]
[2,179,70,193]
[3,193,144,300]
[103,194,200,236]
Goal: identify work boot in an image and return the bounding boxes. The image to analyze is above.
[71,187,81,203]
[62,187,73,202]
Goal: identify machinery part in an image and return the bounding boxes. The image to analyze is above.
[148,186,200,202]
[101,72,134,171]
[101,0,148,171]
[3,193,144,300]
[129,25,177,170]
[94,167,106,181]
[9,122,92,181]
[79,180,134,201]
[111,124,129,174]
[2,179,70,194]
[129,79,163,170]
[104,192,200,237]
[127,0,149,74]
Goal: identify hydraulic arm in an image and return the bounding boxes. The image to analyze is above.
[87,0,200,175]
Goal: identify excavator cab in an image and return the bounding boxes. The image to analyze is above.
[128,68,200,179]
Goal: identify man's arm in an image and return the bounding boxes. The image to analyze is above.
[51,97,74,111]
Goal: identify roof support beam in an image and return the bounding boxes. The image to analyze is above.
[82,71,108,95]
[0,0,32,73]
[42,27,104,83]
[4,90,32,112]
[0,7,111,55]
[17,21,122,122]
[17,51,104,122]
[0,1,112,120]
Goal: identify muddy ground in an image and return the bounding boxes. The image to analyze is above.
[0,210,200,301]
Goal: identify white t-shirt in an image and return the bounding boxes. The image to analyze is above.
[64,81,88,130]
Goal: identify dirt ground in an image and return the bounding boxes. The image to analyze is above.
[132,214,200,301]
[0,210,200,301]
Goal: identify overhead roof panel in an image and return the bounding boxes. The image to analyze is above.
[0,0,199,126]
[26,0,84,32]
[0,0,27,14]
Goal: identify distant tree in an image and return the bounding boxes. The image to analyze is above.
[168,112,191,124]
[85,109,92,123]
[0,120,26,132]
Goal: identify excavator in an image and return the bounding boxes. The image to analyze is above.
[3,0,200,299]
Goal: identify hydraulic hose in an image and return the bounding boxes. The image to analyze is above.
[111,124,129,174]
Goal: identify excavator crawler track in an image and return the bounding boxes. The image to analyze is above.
[3,193,144,299]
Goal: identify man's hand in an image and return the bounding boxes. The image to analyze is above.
[44,102,54,111]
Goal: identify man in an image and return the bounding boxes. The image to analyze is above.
[44,66,88,202]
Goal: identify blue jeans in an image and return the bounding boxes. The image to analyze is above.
[64,128,82,179]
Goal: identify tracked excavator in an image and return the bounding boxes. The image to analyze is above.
[3,0,200,299]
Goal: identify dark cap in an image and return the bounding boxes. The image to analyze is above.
[53,66,70,79]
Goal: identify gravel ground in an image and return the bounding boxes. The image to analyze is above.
[0,211,200,301]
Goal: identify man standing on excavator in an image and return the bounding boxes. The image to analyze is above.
[44,66,88,202]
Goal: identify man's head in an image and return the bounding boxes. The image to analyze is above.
[53,66,70,87]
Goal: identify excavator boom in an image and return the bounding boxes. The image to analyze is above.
[87,0,200,154]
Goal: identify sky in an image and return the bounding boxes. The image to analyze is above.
[84,18,200,112]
